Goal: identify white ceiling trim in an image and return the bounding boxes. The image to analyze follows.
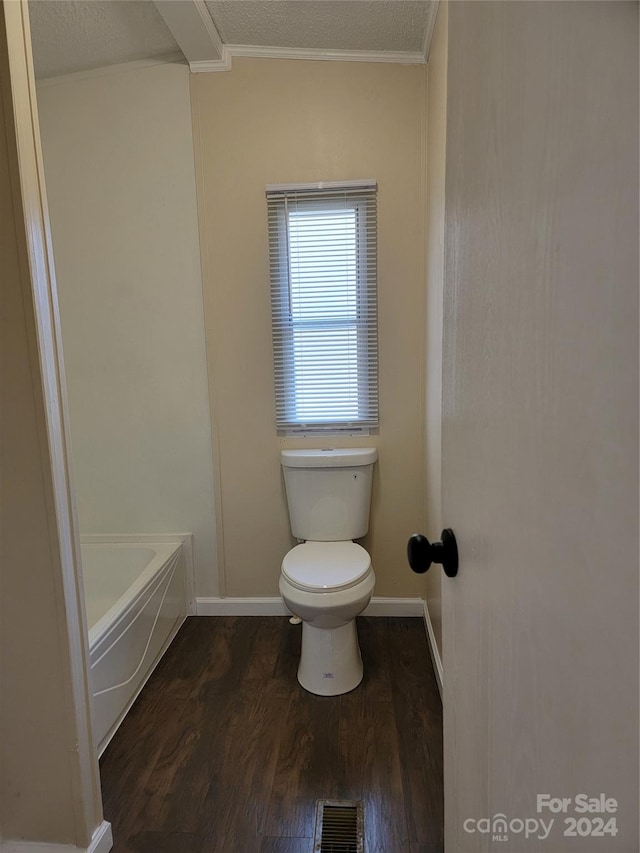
[154,0,224,63]
[190,43,425,73]
[422,0,440,62]
[227,43,425,64]
[35,52,186,89]
[190,50,232,73]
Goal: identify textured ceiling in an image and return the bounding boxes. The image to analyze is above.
[29,1,179,79]
[30,0,434,81]
[207,0,430,52]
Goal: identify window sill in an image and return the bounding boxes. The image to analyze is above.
[280,428,372,438]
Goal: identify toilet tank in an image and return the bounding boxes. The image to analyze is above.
[281,448,377,541]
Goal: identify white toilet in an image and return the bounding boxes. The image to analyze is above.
[279,447,377,696]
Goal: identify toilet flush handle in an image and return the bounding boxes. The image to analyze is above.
[407,530,458,578]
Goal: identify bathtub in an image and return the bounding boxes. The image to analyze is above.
[81,538,188,755]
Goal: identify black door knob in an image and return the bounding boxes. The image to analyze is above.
[407,529,458,578]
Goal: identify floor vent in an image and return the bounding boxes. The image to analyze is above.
[313,799,364,853]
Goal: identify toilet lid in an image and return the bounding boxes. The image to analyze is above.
[282,542,371,591]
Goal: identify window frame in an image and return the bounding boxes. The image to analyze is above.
[266,181,378,434]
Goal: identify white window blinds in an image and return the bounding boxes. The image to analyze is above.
[266,181,378,432]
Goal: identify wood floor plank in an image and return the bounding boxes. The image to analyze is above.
[197,615,263,695]
[260,838,312,853]
[126,831,199,853]
[388,618,444,847]
[100,615,443,853]
[264,687,340,838]
[243,616,289,682]
[273,617,302,683]
[197,679,287,848]
[339,670,409,850]
[134,716,204,831]
[99,678,187,837]
[355,616,394,704]
[168,630,284,842]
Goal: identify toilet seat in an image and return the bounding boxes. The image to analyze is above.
[282,541,371,592]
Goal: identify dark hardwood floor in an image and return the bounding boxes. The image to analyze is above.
[100,616,443,853]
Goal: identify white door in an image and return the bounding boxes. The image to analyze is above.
[440,3,638,852]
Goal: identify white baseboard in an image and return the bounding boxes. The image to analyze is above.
[195,596,424,617]
[196,596,288,615]
[2,821,113,853]
[423,600,443,698]
[88,822,112,853]
[363,597,424,617]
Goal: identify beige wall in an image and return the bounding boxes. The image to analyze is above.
[1,56,76,850]
[424,2,448,659]
[36,61,219,597]
[1,1,103,843]
[192,58,427,598]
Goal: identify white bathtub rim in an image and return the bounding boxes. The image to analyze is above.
[81,532,195,616]
[80,533,192,545]
[85,541,184,649]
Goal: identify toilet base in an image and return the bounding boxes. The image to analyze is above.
[297,620,363,696]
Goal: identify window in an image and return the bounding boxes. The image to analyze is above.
[266,181,378,433]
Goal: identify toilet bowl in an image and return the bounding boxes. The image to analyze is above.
[279,447,378,696]
[280,541,375,695]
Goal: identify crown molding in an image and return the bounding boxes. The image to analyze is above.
[189,45,232,72]
[223,43,425,66]
[189,43,426,72]
[422,0,441,62]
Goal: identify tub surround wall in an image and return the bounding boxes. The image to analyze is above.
[191,58,428,599]
[36,61,220,599]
